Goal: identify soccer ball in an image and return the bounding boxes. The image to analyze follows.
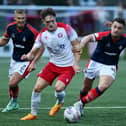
[64,106,81,123]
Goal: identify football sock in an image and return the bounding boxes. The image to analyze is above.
[55,91,65,105]
[31,91,41,115]
[81,87,102,104]
[9,86,19,99]
[80,89,87,100]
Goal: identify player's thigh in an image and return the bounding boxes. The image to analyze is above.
[82,77,94,91]
[38,62,58,85]
[98,64,116,91]
[84,60,98,79]
[98,75,114,92]
[9,72,23,86]
[9,59,30,78]
[34,77,50,92]
[57,68,75,87]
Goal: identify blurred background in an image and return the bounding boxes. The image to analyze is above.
[0,0,126,58]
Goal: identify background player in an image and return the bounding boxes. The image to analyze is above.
[0,9,39,112]
[20,8,81,120]
[73,18,126,116]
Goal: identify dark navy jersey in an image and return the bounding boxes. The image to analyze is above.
[3,22,38,61]
[91,31,126,65]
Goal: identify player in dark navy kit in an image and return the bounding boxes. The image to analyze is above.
[0,9,39,112]
[73,18,126,116]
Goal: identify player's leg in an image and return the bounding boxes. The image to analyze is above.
[2,72,23,112]
[74,75,114,117]
[74,61,116,116]
[20,62,56,120]
[20,77,49,120]
[81,75,114,104]
[2,60,30,112]
[49,66,75,116]
[49,80,66,116]
[74,77,94,116]
[80,77,94,99]
[81,65,116,104]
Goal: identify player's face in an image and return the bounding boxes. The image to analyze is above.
[14,13,26,29]
[111,21,124,38]
[43,15,57,31]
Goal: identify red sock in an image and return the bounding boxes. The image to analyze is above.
[79,90,87,100]
[81,87,101,104]
[9,86,19,99]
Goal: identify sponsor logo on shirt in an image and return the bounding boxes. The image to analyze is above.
[58,33,63,38]
[15,44,24,48]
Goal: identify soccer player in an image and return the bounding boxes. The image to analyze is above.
[20,8,81,120]
[73,18,126,116]
[0,9,39,112]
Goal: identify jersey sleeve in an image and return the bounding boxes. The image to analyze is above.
[33,32,44,48]
[3,26,10,39]
[27,24,39,40]
[65,24,78,41]
[94,31,111,41]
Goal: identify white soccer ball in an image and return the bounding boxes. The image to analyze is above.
[64,106,81,123]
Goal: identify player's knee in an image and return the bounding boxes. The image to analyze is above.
[98,85,109,92]
[34,87,41,92]
[55,81,66,92]
[34,84,43,92]
[55,86,64,92]
[9,80,18,87]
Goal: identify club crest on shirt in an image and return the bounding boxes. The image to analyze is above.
[58,33,63,38]
[106,42,111,47]
[11,33,15,38]
[118,45,123,50]
[23,36,26,42]
[45,36,48,39]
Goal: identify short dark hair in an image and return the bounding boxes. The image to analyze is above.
[14,9,26,15]
[40,8,56,20]
[112,18,126,26]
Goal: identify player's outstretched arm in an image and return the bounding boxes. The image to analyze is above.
[21,46,38,61]
[0,37,9,46]
[72,39,81,73]
[21,45,45,61]
[27,46,45,72]
[80,34,94,49]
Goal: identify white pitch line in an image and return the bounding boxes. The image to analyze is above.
[0,106,126,110]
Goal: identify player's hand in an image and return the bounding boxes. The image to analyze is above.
[21,54,28,60]
[73,64,81,74]
[28,61,36,72]
[21,53,34,61]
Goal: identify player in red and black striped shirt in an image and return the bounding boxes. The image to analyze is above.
[74,18,126,117]
[0,9,39,112]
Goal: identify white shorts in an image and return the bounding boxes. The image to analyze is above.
[83,60,116,80]
[9,58,31,78]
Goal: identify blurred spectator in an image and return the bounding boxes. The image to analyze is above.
[115,1,126,58]
[27,1,38,16]
[79,0,96,6]
[3,0,8,5]
[87,0,110,56]
[65,0,95,36]
[7,0,14,5]
[116,1,126,19]
[65,0,78,25]
[26,1,41,30]
[16,0,24,5]
[93,0,110,31]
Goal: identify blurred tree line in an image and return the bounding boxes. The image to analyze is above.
[1,0,126,6]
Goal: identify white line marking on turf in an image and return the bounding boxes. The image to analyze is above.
[0,106,126,110]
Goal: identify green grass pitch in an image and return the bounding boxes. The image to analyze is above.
[0,58,126,126]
